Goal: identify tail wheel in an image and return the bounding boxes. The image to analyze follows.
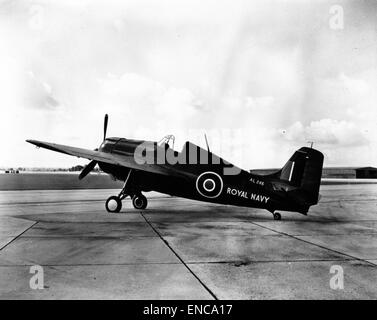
[105,196,122,213]
[273,212,281,221]
[132,194,148,210]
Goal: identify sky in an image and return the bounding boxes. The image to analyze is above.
[0,0,376,169]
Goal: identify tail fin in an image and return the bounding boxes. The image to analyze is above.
[279,147,324,206]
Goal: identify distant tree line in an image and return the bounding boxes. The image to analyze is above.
[1,166,101,173]
[68,165,84,172]
[69,165,100,172]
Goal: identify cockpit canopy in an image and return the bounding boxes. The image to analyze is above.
[158,134,175,150]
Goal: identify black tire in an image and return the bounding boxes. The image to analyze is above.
[105,196,122,213]
[132,194,148,210]
[273,212,281,221]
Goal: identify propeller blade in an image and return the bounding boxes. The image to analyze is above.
[78,160,97,180]
[103,114,108,141]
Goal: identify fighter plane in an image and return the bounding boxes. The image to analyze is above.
[26,114,324,220]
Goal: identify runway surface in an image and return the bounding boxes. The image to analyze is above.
[0,184,377,299]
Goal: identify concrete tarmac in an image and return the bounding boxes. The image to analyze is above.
[0,184,376,299]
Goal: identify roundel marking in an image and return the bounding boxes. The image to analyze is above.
[196,172,223,198]
[203,179,216,192]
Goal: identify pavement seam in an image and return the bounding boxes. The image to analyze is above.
[16,235,159,239]
[186,258,358,264]
[0,258,363,267]
[249,221,377,268]
[0,221,39,251]
[0,262,185,267]
[0,258,358,267]
[140,211,218,300]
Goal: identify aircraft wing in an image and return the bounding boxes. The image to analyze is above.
[26,140,194,179]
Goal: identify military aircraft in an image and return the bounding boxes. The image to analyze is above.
[26,114,324,220]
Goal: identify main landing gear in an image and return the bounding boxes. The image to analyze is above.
[104,170,148,213]
[105,195,123,213]
[105,193,148,213]
[132,194,148,210]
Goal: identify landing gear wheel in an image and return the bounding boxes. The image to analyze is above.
[273,212,281,221]
[132,194,148,210]
[105,196,122,213]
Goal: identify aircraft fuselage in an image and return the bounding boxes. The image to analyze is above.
[98,137,307,214]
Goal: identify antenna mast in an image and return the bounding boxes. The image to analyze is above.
[204,133,210,152]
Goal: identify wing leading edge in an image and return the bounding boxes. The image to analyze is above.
[26,139,191,179]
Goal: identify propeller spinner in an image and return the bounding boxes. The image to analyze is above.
[78,114,108,180]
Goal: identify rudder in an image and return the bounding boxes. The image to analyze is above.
[280,147,324,206]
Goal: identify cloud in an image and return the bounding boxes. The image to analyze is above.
[245,96,275,110]
[97,73,202,132]
[282,119,368,147]
[26,71,60,109]
[0,0,376,168]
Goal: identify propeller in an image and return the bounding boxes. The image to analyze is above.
[103,114,108,141]
[78,159,97,180]
[78,114,108,180]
